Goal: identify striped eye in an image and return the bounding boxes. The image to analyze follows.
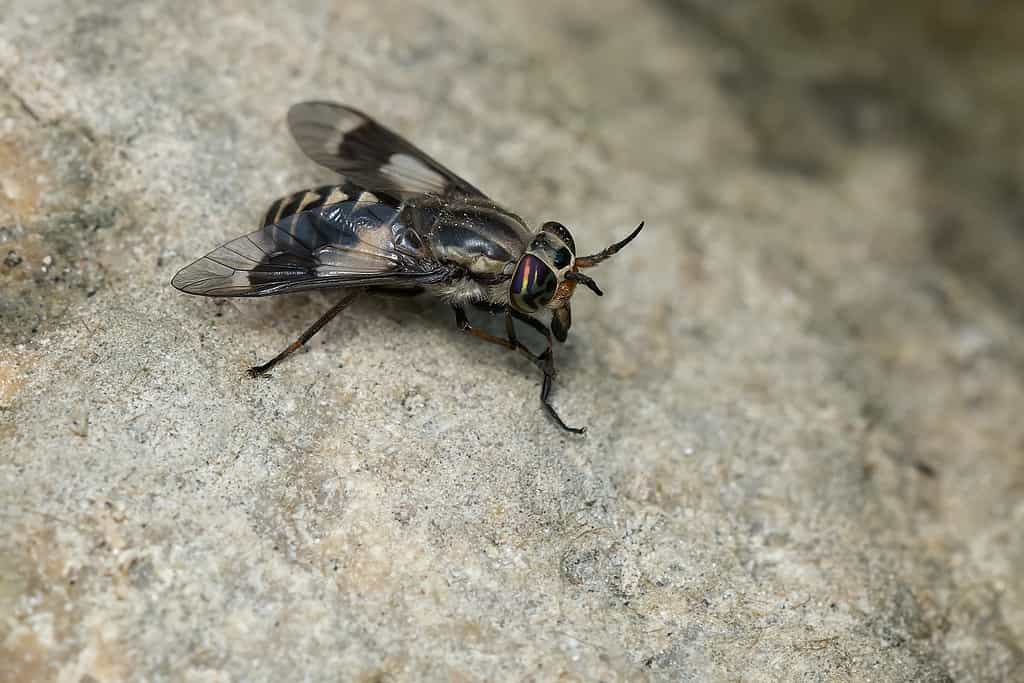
[510,254,557,313]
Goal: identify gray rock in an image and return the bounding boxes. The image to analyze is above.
[1,1,1021,680]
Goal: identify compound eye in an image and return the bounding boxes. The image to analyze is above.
[541,221,576,255]
[510,254,558,313]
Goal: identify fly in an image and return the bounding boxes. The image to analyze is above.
[172,102,643,433]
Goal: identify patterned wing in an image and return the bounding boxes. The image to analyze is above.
[287,101,487,201]
[171,193,449,297]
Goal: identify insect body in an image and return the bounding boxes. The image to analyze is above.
[172,102,643,433]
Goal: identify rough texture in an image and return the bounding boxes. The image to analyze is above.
[2,0,1022,680]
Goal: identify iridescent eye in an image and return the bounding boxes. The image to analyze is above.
[510,254,557,313]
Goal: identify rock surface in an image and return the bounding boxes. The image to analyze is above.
[2,0,1022,680]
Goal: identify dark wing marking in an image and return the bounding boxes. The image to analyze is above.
[171,197,450,297]
[287,101,487,201]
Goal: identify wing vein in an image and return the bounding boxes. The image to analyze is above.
[271,219,315,252]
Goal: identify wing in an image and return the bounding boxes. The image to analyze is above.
[287,101,487,201]
[171,195,450,297]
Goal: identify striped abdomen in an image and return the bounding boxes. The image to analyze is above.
[171,185,445,297]
[261,182,367,227]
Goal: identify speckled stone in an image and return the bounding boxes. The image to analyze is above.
[2,1,1022,681]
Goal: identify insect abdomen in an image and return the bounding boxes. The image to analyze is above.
[262,183,361,227]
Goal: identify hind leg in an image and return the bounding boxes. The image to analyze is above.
[248,290,362,377]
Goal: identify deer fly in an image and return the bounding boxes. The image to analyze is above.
[172,102,643,433]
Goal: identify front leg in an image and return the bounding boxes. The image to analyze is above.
[510,311,584,435]
[454,305,585,434]
[508,309,556,376]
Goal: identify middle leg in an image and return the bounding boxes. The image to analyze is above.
[453,305,547,371]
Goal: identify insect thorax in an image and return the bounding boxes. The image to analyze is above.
[403,196,532,278]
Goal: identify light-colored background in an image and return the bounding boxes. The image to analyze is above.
[2,1,1023,680]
